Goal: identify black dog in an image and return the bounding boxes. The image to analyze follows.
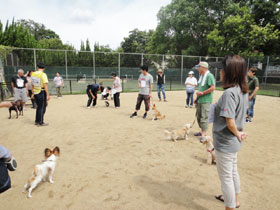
[9,100,23,119]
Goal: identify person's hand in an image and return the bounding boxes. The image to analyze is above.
[47,94,50,101]
[149,93,152,98]
[26,91,29,97]
[196,91,203,97]
[31,93,34,99]
[249,95,253,101]
[237,132,248,142]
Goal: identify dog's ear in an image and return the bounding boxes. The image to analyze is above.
[44,148,52,158]
[53,146,60,156]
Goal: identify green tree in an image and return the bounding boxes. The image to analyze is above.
[17,19,60,41]
[207,6,280,57]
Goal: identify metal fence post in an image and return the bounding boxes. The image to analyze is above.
[93,52,95,79]
[247,58,250,69]
[162,55,165,70]
[181,55,183,86]
[65,50,68,80]
[118,53,121,76]
[141,53,144,66]
[34,49,36,70]
[265,56,269,84]
[215,57,218,80]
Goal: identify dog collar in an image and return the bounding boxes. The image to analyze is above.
[207,148,214,153]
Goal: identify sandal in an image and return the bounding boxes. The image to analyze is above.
[215,195,240,208]
[215,195,224,202]
[194,132,202,136]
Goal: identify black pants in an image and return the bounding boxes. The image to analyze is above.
[87,91,97,107]
[28,90,36,108]
[113,92,120,107]
[34,91,47,124]
[135,94,150,111]
[0,162,11,194]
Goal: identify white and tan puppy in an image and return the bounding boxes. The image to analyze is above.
[23,147,60,198]
[201,136,216,165]
[165,123,191,142]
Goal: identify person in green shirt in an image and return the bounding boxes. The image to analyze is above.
[194,61,216,139]
[246,67,259,122]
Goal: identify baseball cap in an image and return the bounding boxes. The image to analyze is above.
[188,71,194,74]
[195,61,209,69]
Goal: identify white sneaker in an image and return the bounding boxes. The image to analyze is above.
[185,105,189,108]
[87,106,91,109]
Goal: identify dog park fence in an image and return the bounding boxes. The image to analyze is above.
[1,47,280,100]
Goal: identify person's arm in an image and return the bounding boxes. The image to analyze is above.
[226,118,247,142]
[0,146,11,159]
[89,89,95,99]
[43,83,50,101]
[197,85,215,96]
[25,79,29,96]
[149,83,153,97]
[249,86,259,100]
[11,79,14,92]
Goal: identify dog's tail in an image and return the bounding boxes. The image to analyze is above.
[164,130,171,140]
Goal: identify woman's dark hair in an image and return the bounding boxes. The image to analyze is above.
[27,70,33,77]
[56,72,60,75]
[222,55,249,94]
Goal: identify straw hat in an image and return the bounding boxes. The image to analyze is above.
[157,69,163,73]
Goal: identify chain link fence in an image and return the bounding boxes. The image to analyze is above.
[1,48,280,100]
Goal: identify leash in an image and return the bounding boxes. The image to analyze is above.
[190,96,198,128]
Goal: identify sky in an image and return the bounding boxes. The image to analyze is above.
[0,0,171,50]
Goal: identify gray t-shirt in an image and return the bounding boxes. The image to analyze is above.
[138,73,153,95]
[213,86,248,153]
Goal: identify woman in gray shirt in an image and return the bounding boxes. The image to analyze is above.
[210,55,249,210]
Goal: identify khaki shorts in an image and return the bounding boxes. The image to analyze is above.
[196,103,210,131]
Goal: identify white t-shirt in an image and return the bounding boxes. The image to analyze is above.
[113,77,122,93]
[53,76,63,87]
[185,77,197,90]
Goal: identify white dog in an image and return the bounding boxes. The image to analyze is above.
[201,136,216,165]
[23,147,60,198]
[165,123,191,142]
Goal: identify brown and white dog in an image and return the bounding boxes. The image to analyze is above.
[23,147,60,198]
[165,123,191,142]
[201,136,216,165]
[152,103,165,121]
[9,100,23,119]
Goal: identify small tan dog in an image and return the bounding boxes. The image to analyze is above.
[201,136,216,165]
[165,123,191,142]
[151,103,165,121]
[23,147,60,198]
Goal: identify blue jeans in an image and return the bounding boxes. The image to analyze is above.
[247,98,255,118]
[186,89,194,106]
[157,84,166,100]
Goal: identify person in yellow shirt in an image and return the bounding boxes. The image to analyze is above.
[31,63,50,126]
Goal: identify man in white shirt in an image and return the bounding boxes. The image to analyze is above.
[185,71,197,108]
[53,72,64,98]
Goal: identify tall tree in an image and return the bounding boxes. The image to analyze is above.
[17,19,60,41]
[207,6,280,57]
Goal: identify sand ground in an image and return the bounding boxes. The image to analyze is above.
[0,91,279,210]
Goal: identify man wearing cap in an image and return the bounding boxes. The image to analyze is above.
[185,71,197,108]
[130,65,153,119]
[156,69,167,102]
[194,61,215,139]
[11,69,28,109]
[31,63,50,126]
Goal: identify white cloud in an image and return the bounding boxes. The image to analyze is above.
[0,0,171,50]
